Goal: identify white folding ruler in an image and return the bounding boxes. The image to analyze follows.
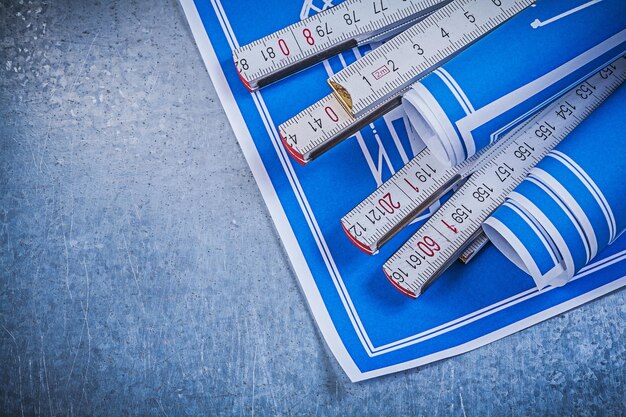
[279,0,532,164]
[279,90,406,164]
[382,59,626,298]
[458,233,489,263]
[341,110,536,254]
[328,0,533,117]
[231,0,450,91]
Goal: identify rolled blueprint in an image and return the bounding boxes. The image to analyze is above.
[402,0,626,166]
[482,83,626,289]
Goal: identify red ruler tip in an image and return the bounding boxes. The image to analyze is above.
[235,63,253,92]
[280,132,307,166]
[383,267,418,299]
[341,220,376,255]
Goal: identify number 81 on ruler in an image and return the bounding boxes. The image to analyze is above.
[232,0,450,90]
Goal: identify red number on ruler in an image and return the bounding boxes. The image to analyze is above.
[417,236,440,257]
[441,219,458,234]
[278,39,290,56]
[325,106,339,122]
[404,178,419,192]
[378,193,400,214]
[303,28,315,45]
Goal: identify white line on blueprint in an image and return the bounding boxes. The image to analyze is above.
[211,0,378,353]
[531,0,602,28]
[301,0,336,19]
[211,0,626,357]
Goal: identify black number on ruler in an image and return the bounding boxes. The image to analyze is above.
[261,47,275,61]
[495,162,514,182]
[555,101,576,120]
[365,207,384,224]
[315,23,333,37]
[535,121,555,140]
[414,164,437,183]
[343,11,360,25]
[600,63,617,79]
[373,0,388,14]
[308,117,322,132]
[514,142,534,161]
[472,183,494,203]
[406,253,423,269]
[236,59,249,71]
[391,268,408,283]
[451,204,472,223]
[576,81,596,99]
[349,222,366,237]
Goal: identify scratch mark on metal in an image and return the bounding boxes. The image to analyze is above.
[460,391,467,417]
[122,232,146,314]
[63,231,73,300]
[3,324,24,417]
[252,344,257,417]
[155,398,170,417]
[41,336,54,417]
[80,258,92,405]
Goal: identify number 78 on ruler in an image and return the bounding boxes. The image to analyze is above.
[232,0,452,90]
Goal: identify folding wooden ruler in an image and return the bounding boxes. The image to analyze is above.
[232,0,451,91]
[277,0,533,164]
[231,0,625,301]
[378,59,626,298]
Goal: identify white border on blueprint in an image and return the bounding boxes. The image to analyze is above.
[206,0,379,357]
[179,0,626,381]
[358,276,626,380]
[199,0,626,355]
[178,0,362,380]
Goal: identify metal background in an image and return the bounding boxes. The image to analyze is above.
[0,1,624,415]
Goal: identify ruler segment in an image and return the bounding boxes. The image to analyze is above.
[279,91,404,164]
[459,232,489,263]
[232,0,450,91]
[341,105,534,253]
[328,0,533,116]
[341,146,463,254]
[382,59,626,298]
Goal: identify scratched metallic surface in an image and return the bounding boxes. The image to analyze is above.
[0,1,624,416]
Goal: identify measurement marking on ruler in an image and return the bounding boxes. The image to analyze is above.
[279,0,532,164]
[341,109,536,254]
[328,0,533,117]
[459,233,489,263]
[382,59,626,298]
[232,0,450,91]
[279,91,405,164]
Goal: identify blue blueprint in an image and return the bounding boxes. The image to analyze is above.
[181,0,626,380]
[406,0,626,164]
[486,83,626,291]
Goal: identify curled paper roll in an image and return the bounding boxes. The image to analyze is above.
[483,84,626,289]
[402,0,626,166]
